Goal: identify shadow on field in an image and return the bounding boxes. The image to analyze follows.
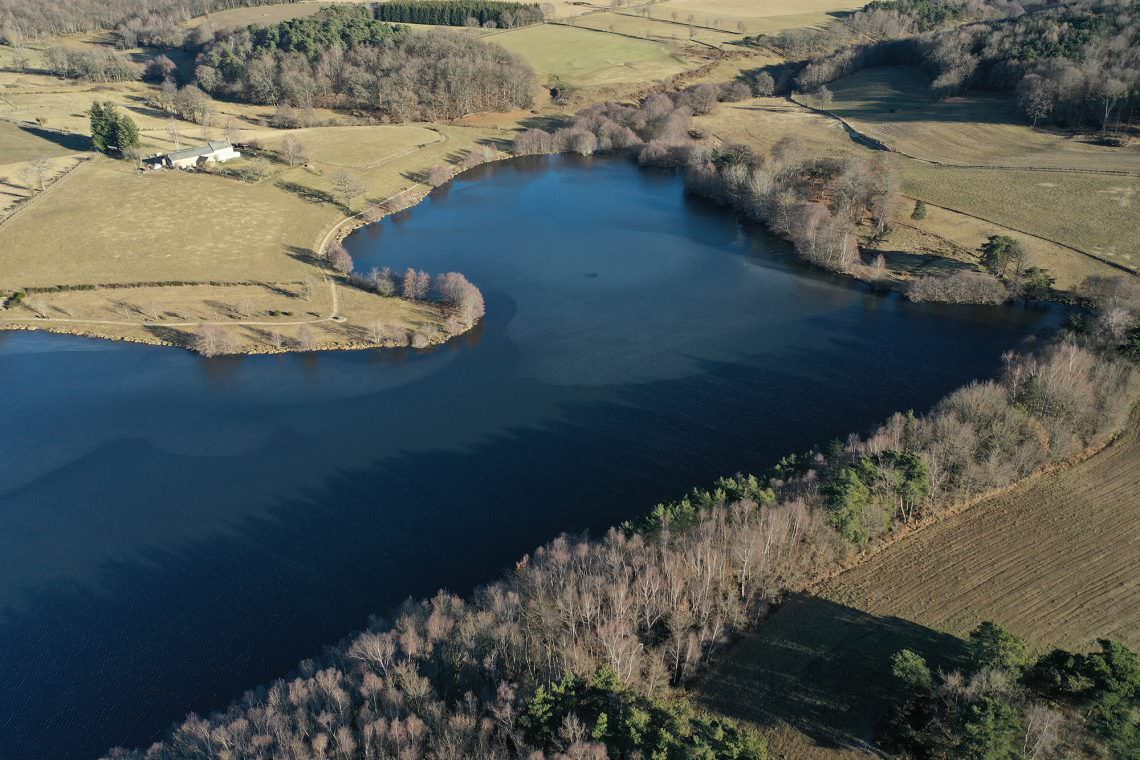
[699,593,966,752]
[17,123,92,152]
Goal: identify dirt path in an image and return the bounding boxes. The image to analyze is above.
[791,97,1140,178]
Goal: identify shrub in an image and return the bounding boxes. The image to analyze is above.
[426,164,453,187]
[906,270,1008,304]
[327,243,354,274]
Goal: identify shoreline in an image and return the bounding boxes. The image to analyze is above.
[0,146,1101,355]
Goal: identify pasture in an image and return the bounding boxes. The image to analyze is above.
[0,121,504,288]
[265,124,442,167]
[0,158,332,288]
[184,0,372,33]
[641,0,864,35]
[490,24,693,87]
[701,407,1140,755]
[900,162,1140,270]
[567,12,742,46]
[807,66,1140,173]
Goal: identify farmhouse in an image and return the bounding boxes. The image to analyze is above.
[143,140,240,170]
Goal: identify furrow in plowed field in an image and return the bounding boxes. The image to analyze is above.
[821,421,1140,650]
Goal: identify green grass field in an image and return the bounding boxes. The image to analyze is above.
[0,157,332,288]
[185,0,371,33]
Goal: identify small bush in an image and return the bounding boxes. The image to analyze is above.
[907,270,1008,304]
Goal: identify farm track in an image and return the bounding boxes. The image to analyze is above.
[783,99,1139,274]
[791,97,1140,178]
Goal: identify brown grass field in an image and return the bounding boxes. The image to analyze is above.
[0,118,504,352]
[490,24,695,88]
[565,12,742,47]
[700,410,1140,757]
[807,66,1140,173]
[899,161,1140,270]
[642,0,865,36]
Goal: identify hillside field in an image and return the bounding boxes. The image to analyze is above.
[491,24,695,87]
[642,0,865,35]
[806,66,1140,173]
[700,409,1140,757]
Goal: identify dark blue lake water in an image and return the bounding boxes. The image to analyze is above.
[0,155,1062,759]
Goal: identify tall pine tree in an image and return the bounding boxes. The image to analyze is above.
[89,101,140,156]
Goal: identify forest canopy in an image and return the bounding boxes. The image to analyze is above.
[193,6,536,120]
[779,0,1139,130]
[373,1,544,28]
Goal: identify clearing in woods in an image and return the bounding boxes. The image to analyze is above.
[490,24,694,88]
[642,0,866,36]
[699,410,1140,757]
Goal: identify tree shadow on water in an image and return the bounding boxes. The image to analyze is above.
[698,593,967,752]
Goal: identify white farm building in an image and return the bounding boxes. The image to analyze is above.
[144,140,240,170]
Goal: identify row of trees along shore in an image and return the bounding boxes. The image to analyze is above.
[190,6,536,121]
[754,0,1138,132]
[104,233,1140,756]
[513,86,1058,303]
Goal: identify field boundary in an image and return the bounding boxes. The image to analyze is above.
[0,153,90,228]
[789,96,1140,178]
[782,98,1138,275]
[806,402,1140,593]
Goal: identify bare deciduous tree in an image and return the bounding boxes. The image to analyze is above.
[280,134,308,167]
[330,169,365,208]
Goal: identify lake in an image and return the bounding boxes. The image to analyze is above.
[0,155,1061,759]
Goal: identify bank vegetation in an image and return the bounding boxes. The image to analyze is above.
[103,269,1138,757]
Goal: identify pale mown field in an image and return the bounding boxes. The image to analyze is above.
[701,96,1137,284]
[184,0,370,33]
[0,119,503,352]
[884,201,1125,291]
[701,410,1140,757]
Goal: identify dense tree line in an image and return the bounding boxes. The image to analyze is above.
[43,45,139,81]
[884,622,1138,758]
[791,0,1139,130]
[192,6,535,120]
[103,272,1137,757]
[0,0,296,42]
[373,1,543,29]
